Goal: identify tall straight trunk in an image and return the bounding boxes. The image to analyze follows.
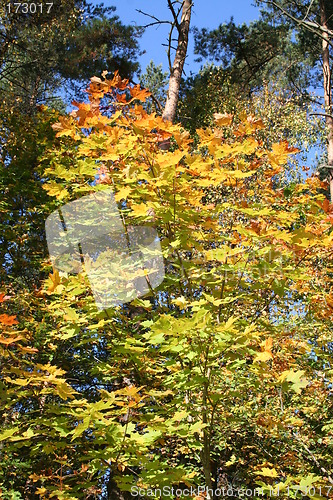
[162,0,192,123]
[320,0,333,202]
[200,372,214,499]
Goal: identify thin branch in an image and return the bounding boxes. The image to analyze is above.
[260,0,333,48]
[167,0,182,32]
[292,433,333,485]
[167,21,175,73]
[302,0,315,22]
[136,9,173,28]
[310,112,333,119]
[162,43,178,51]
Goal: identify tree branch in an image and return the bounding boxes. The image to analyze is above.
[167,0,182,33]
[259,0,333,48]
[310,112,333,119]
[292,433,333,485]
[135,9,173,28]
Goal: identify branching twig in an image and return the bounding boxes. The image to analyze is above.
[136,9,173,28]
[259,0,333,48]
[167,0,182,32]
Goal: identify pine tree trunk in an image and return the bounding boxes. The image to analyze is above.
[320,0,333,202]
[162,0,192,123]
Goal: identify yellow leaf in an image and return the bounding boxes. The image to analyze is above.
[254,337,273,363]
[35,487,47,496]
[172,296,188,308]
[115,186,132,202]
[268,141,299,167]
[264,337,273,352]
[47,269,60,293]
[130,203,148,217]
[213,113,233,126]
[254,351,273,363]
[43,181,68,200]
[256,467,279,478]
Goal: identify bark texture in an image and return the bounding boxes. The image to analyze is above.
[320,0,333,201]
[162,0,192,123]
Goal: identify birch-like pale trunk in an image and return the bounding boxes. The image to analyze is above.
[320,0,333,202]
[162,0,192,123]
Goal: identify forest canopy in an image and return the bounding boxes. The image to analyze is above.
[0,1,333,499]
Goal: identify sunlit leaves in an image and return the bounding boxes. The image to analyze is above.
[2,73,333,497]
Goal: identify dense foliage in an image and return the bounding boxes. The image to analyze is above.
[0,73,333,499]
[1,0,333,497]
[0,0,141,112]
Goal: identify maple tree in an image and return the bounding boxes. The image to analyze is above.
[1,73,333,499]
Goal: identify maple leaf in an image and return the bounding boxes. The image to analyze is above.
[130,84,151,102]
[246,114,265,131]
[0,314,18,326]
[278,369,309,394]
[115,186,132,202]
[18,345,38,354]
[0,334,24,345]
[320,198,330,213]
[254,337,273,363]
[130,203,149,218]
[43,181,68,200]
[51,116,79,139]
[256,467,279,478]
[109,70,129,90]
[268,141,299,167]
[47,270,61,293]
[71,101,93,126]
[213,112,233,126]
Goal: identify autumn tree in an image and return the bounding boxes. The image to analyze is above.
[181,15,324,184]
[0,1,141,292]
[1,74,333,499]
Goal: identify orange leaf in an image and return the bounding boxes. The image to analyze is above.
[129,84,151,102]
[0,293,9,303]
[254,337,273,363]
[0,335,24,345]
[213,112,233,126]
[18,345,38,354]
[322,198,330,213]
[0,314,18,326]
[268,141,299,167]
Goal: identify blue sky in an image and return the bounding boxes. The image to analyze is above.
[90,1,322,169]
[99,0,260,75]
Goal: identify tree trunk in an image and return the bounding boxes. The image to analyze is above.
[320,0,333,202]
[162,0,192,123]
[200,373,214,499]
[107,472,132,500]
